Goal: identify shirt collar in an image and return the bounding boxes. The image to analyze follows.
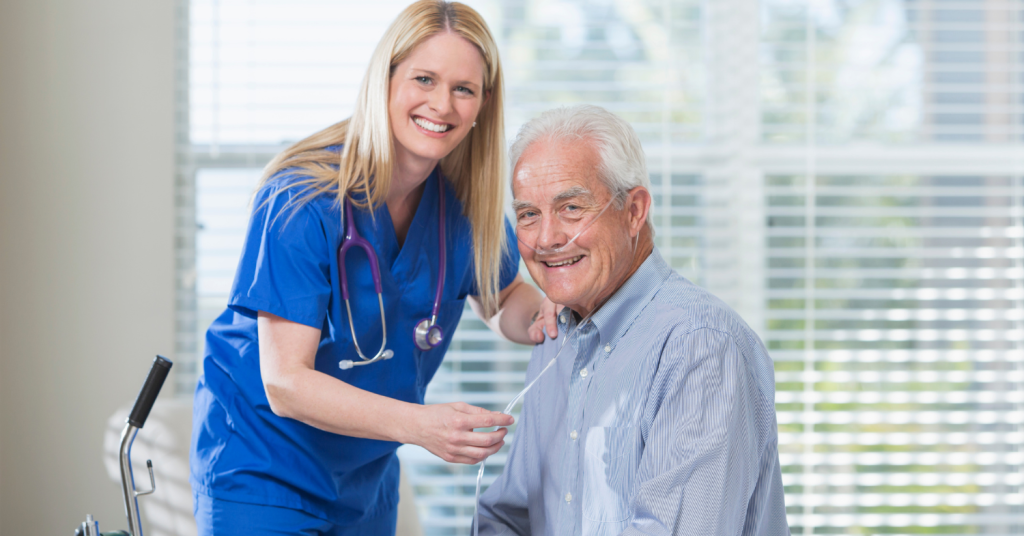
[561,247,673,348]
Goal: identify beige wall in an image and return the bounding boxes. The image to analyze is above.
[0,0,176,533]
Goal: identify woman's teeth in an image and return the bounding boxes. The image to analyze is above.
[414,117,451,133]
[545,255,582,267]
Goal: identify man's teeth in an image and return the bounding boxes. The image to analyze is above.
[545,255,582,267]
[414,117,451,133]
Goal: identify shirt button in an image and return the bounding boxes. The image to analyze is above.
[570,430,578,440]
[580,368,588,378]
[559,314,566,324]
[604,344,611,353]
[565,492,573,503]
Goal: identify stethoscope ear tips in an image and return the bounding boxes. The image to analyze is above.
[339,349,394,370]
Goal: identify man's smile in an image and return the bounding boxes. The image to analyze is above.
[543,255,584,268]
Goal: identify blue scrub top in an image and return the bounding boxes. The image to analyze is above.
[189,165,520,525]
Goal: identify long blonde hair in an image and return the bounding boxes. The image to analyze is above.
[260,1,507,317]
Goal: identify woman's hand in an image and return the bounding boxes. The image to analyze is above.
[527,296,560,343]
[470,274,545,345]
[408,402,514,464]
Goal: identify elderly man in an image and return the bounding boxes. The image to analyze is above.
[476,105,789,535]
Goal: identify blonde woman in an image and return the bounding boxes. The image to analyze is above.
[189,2,555,534]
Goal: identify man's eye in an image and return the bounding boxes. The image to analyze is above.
[518,211,538,221]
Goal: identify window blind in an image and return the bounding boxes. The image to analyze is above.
[761,1,1024,533]
[177,0,1024,534]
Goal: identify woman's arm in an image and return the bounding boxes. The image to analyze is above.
[468,274,560,345]
[257,311,513,464]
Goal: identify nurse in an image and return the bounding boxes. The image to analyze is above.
[189,2,554,534]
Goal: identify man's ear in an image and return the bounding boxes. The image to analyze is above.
[626,186,652,236]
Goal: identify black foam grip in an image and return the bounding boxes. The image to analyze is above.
[127,355,173,428]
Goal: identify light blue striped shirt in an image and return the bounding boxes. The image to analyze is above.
[478,249,790,535]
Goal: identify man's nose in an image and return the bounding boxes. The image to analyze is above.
[535,216,568,251]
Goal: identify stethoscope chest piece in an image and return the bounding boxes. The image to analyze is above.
[414,318,445,350]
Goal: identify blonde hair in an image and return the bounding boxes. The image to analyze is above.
[259,1,508,316]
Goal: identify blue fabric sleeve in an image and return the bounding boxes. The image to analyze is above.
[227,180,332,329]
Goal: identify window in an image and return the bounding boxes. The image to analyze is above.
[178,1,1024,533]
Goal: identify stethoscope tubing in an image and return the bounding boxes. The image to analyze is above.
[338,173,447,369]
[343,294,390,366]
[339,194,391,365]
[432,176,446,320]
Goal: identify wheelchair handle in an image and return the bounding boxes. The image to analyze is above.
[127,355,172,428]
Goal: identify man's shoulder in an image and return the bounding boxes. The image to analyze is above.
[651,272,777,395]
[649,272,753,338]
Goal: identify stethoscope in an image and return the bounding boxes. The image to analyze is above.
[337,174,446,370]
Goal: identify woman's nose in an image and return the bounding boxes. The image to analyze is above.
[428,87,453,115]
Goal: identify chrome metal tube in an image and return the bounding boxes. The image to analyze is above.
[118,423,143,536]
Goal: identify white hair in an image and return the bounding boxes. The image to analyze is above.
[509,105,651,220]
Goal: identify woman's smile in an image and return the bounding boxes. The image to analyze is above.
[412,116,453,134]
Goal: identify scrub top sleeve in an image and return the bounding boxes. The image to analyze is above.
[227,182,332,329]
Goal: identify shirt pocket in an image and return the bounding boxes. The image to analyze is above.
[582,425,642,530]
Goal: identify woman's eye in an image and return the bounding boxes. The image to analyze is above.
[455,86,475,96]
[415,76,432,84]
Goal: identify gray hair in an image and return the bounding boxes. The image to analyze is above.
[509,105,651,218]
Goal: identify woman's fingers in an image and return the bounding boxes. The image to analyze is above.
[543,300,560,339]
[527,312,546,343]
[528,320,544,343]
[527,297,562,342]
[451,441,507,464]
[437,427,507,463]
[460,426,508,448]
[451,402,514,427]
[448,430,508,463]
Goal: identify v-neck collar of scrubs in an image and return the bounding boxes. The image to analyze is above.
[364,167,441,275]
